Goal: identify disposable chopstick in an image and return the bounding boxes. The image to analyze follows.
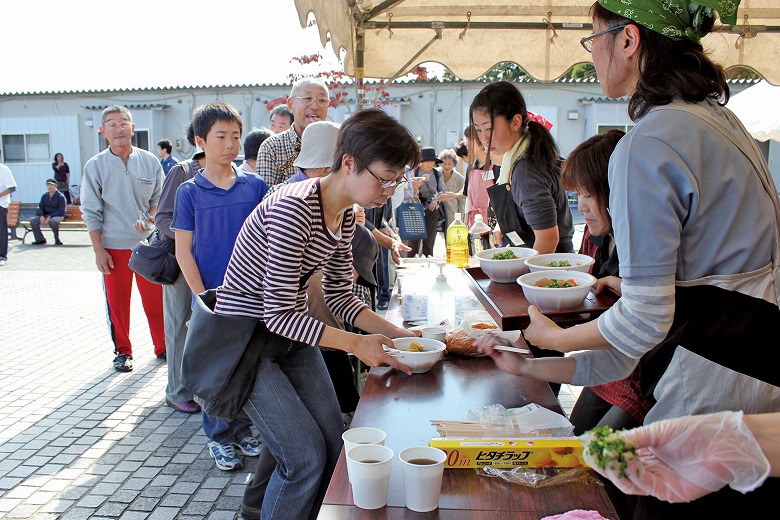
[493,345,531,355]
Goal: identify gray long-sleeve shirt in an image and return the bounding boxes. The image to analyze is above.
[80,146,163,250]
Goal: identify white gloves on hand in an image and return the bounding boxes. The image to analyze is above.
[580,411,770,503]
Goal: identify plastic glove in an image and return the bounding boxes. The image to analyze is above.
[580,411,770,503]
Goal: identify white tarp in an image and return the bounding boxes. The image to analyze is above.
[295,0,780,84]
[728,81,780,142]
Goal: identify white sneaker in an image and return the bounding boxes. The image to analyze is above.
[207,440,242,471]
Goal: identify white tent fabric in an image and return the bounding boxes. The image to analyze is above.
[294,0,780,84]
[728,81,780,142]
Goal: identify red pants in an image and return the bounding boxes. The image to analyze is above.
[103,248,166,357]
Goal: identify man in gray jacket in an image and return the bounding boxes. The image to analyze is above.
[81,105,166,373]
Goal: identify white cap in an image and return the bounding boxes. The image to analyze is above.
[293,121,341,169]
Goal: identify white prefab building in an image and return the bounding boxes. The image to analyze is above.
[0,79,767,203]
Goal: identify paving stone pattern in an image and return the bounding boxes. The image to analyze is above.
[0,231,256,519]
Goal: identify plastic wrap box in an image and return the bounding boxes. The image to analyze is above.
[429,438,584,469]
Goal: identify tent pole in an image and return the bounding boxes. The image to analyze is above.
[356,26,366,111]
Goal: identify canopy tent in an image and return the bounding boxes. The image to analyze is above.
[295,0,780,104]
[728,80,780,142]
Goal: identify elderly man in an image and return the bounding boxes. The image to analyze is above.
[81,105,166,373]
[255,77,329,186]
[29,178,67,245]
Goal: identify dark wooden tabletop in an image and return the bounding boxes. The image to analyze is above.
[463,266,619,330]
[319,357,618,519]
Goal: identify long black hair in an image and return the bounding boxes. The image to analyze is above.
[592,3,729,121]
[469,81,559,174]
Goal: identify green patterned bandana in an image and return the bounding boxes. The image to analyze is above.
[598,0,741,42]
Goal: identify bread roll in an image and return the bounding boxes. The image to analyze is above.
[445,328,486,357]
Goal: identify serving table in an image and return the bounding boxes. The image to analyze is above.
[318,294,618,519]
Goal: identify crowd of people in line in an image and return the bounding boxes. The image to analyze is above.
[2,1,779,519]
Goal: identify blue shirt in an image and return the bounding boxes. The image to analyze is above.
[161,156,178,176]
[171,168,268,291]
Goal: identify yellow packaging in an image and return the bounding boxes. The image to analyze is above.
[429,438,585,469]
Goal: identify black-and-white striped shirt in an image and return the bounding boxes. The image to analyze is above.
[215,178,367,346]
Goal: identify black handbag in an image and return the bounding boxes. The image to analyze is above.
[181,290,284,421]
[128,230,180,285]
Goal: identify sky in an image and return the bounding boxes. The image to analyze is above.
[1,0,346,94]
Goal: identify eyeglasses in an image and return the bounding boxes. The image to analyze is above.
[291,96,330,108]
[102,120,133,130]
[365,166,408,190]
[580,24,627,53]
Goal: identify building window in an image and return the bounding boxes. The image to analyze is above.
[597,124,635,134]
[1,134,51,163]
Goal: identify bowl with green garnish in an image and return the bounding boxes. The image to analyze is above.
[475,247,538,283]
[524,252,595,274]
[516,269,597,311]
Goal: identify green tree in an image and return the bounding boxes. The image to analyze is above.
[561,63,596,80]
[726,66,761,81]
[442,62,528,83]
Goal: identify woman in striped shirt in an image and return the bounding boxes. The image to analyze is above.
[215,109,420,520]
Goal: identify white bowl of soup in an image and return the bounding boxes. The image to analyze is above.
[475,247,539,283]
[386,337,446,374]
[524,253,595,273]
[516,270,597,311]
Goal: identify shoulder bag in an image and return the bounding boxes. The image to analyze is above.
[128,229,180,285]
[182,289,278,421]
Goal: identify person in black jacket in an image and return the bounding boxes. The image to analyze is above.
[29,179,67,245]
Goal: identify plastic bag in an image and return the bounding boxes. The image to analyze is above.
[461,310,521,344]
[467,403,575,438]
[476,466,602,489]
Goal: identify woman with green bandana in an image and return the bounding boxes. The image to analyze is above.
[516,1,780,517]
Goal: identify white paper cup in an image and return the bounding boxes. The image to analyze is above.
[342,427,387,454]
[421,326,447,342]
[399,446,447,512]
[346,444,394,510]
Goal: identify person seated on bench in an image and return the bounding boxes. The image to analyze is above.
[30,179,67,245]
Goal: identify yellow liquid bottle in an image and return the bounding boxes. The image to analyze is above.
[446,212,470,268]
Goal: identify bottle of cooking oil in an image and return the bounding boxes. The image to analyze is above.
[446,213,469,268]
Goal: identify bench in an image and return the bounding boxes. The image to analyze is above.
[20,204,86,243]
[6,201,21,240]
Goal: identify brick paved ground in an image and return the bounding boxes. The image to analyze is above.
[0,231,254,519]
[0,222,583,520]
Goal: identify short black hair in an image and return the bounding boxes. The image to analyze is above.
[270,104,294,124]
[332,109,419,173]
[191,102,243,140]
[243,128,274,161]
[156,139,172,154]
